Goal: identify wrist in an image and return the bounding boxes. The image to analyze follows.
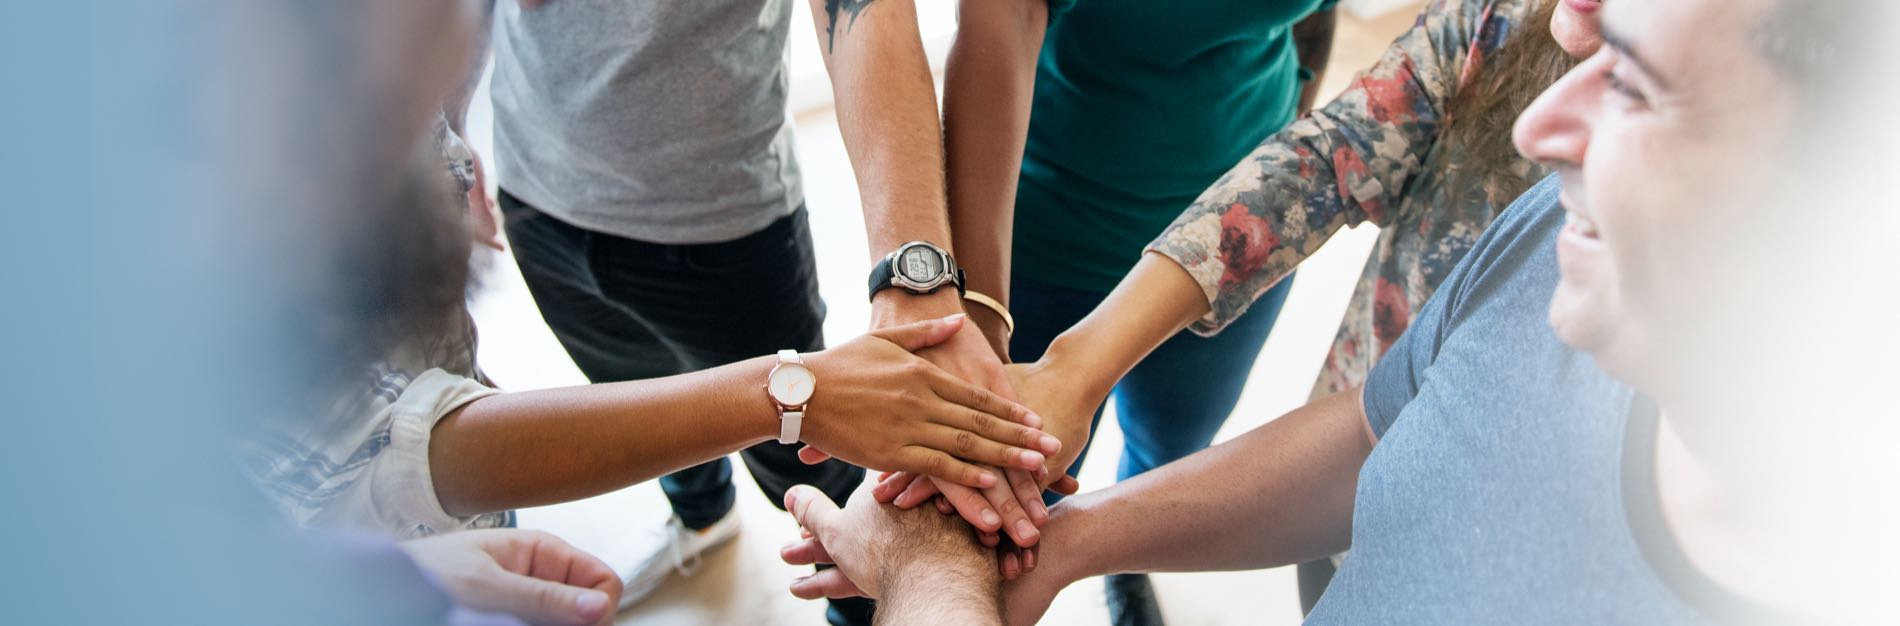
[747,354,794,442]
[1039,498,1107,586]
[964,304,1013,362]
[1041,331,1115,402]
[871,289,964,327]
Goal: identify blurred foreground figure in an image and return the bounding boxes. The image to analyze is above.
[785,0,1899,623]
[0,1,622,625]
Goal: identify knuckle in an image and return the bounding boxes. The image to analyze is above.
[995,494,1023,515]
[903,360,932,378]
[1018,425,1042,447]
[924,453,950,477]
[953,430,980,454]
[963,408,989,432]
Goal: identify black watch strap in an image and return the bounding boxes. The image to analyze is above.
[867,257,966,302]
[867,258,897,302]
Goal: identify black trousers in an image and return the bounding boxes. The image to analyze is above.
[501,190,871,624]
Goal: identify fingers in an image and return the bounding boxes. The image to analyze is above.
[797,445,832,465]
[1006,468,1050,525]
[891,474,941,509]
[525,534,622,614]
[866,313,966,353]
[779,537,833,567]
[1001,551,1022,581]
[978,476,1041,548]
[871,471,920,504]
[928,379,1058,449]
[784,485,842,540]
[790,568,867,600]
[934,480,1004,533]
[918,424,1046,472]
[1050,474,1081,496]
[483,569,615,626]
[898,446,998,489]
[933,495,954,515]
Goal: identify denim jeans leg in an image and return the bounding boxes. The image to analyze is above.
[1112,274,1294,480]
[1007,275,1114,505]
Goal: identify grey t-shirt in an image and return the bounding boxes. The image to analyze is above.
[1312,176,1704,624]
[490,0,803,244]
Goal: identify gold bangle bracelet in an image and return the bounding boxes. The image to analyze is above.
[961,290,1015,335]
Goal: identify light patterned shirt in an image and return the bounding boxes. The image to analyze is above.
[1147,0,1546,399]
[236,120,508,538]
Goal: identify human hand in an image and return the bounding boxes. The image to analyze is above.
[796,314,1061,490]
[1000,567,1067,626]
[870,468,1049,555]
[779,484,998,603]
[870,290,1017,405]
[868,357,1099,558]
[401,529,620,626]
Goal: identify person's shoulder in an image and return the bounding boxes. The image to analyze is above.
[1474,172,1565,253]
[1434,174,1564,314]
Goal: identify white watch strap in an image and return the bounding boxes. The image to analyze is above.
[776,349,804,444]
[778,410,803,445]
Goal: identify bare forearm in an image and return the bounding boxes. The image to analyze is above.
[942,0,1047,349]
[1292,8,1338,115]
[1042,253,1212,399]
[1041,389,1370,581]
[879,562,1003,626]
[807,0,952,263]
[428,357,777,516]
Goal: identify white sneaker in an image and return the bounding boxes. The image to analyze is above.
[615,511,743,610]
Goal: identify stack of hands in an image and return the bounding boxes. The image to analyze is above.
[782,314,1105,626]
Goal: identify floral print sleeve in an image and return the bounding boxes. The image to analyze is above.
[1147,0,1519,334]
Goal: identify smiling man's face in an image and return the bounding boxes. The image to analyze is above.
[1512,0,1797,390]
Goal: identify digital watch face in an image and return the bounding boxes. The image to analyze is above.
[900,247,943,283]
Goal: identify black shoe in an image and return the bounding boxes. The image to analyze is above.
[1105,573,1165,626]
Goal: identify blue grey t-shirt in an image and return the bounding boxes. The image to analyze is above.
[1309,177,1703,624]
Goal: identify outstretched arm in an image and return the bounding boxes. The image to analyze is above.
[1004,388,1373,624]
[782,484,1002,626]
[800,0,1047,548]
[428,317,1057,517]
[803,0,959,323]
[941,0,1049,356]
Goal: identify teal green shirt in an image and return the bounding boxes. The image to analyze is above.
[1014,0,1331,292]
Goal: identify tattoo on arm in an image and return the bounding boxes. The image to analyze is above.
[823,0,879,53]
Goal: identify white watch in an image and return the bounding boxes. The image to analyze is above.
[765,349,815,445]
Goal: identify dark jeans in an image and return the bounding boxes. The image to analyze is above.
[500,190,872,623]
[1010,272,1295,499]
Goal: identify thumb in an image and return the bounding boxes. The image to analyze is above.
[867,313,966,352]
[783,485,841,539]
[797,445,833,465]
[486,570,613,626]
